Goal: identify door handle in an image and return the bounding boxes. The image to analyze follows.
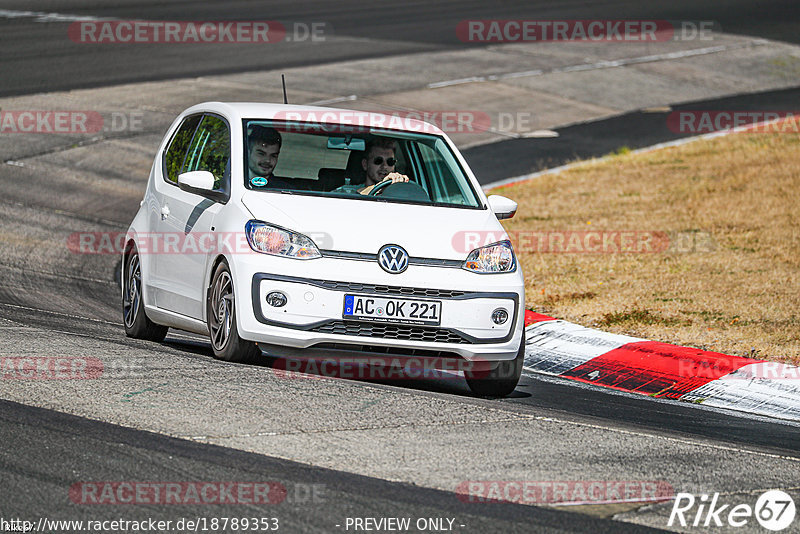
[161,205,170,220]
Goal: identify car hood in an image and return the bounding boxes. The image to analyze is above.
[240,191,504,260]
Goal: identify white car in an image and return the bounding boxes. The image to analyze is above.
[122,102,525,396]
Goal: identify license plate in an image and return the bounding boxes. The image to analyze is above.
[343,294,442,326]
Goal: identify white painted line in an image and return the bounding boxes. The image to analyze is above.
[429,40,768,90]
[0,9,112,23]
[0,302,119,324]
[522,130,559,138]
[429,76,489,89]
[307,95,358,106]
[529,412,800,461]
[500,69,544,80]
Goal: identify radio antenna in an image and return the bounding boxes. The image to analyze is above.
[281,74,288,104]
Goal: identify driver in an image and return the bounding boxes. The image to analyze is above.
[337,138,409,195]
[360,137,410,194]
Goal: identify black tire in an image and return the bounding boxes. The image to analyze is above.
[122,249,168,342]
[465,332,525,397]
[207,260,261,363]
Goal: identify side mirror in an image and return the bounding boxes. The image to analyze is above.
[178,171,226,202]
[487,195,517,220]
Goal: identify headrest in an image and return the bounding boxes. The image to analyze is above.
[317,167,347,190]
[345,150,366,185]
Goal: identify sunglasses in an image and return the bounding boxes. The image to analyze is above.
[371,157,396,166]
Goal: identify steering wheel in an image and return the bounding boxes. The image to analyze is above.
[367,178,395,196]
[368,180,431,201]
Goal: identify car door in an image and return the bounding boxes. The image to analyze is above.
[151,113,230,320]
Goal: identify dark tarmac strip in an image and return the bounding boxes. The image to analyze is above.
[0,0,798,97]
[0,399,664,534]
[465,85,800,185]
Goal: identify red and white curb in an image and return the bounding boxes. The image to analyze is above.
[523,311,800,422]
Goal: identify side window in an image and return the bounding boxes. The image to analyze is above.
[164,115,202,184]
[183,115,230,192]
[417,142,463,204]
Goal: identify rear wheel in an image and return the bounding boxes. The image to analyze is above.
[207,261,261,363]
[465,333,525,397]
[122,249,168,342]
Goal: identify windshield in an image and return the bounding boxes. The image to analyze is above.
[242,119,482,208]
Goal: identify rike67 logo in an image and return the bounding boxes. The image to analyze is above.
[669,490,796,531]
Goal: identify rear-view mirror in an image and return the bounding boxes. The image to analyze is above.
[327,137,366,151]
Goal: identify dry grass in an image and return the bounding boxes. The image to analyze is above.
[495,130,800,364]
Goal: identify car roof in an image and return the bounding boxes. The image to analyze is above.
[184,101,446,136]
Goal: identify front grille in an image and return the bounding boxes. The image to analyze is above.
[310,321,470,344]
[314,280,467,299]
[320,250,463,269]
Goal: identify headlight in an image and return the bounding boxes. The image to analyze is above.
[245,221,321,259]
[463,240,516,273]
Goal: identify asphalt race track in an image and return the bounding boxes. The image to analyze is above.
[3,399,649,533]
[1,2,800,533]
[465,85,800,183]
[1,0,798,97]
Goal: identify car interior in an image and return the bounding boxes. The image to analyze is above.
[242,121,482,207]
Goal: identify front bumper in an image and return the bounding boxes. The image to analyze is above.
[233,255,525,362]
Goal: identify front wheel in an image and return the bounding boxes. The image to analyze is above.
[122,249,168,342]
[207,261,261,363]
[465,332,525,397]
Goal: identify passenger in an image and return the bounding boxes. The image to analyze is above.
[246,126,293,189]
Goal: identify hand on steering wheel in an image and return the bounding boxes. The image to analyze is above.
[366,173,409,196]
